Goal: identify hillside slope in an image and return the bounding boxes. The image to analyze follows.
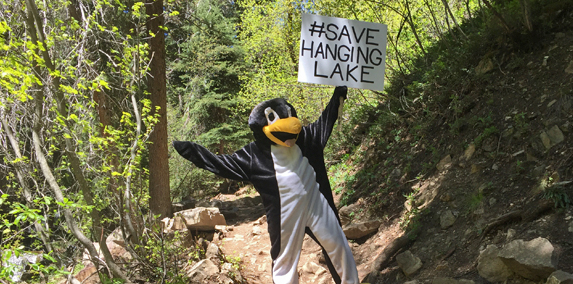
[333,6,573,284]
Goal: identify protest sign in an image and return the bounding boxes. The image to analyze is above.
[298,13,388,91]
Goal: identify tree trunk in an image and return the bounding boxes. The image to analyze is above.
[424,0,444,41]
[404,0,427,56]
[466,0,472,19]
[482,0,512,33]
[1,114,54,257]
[441,0,468,39]
[519,0,533,32]
[146,0,172,219]
[24,0,130,281]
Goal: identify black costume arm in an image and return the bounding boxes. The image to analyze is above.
[307,86,347,149]
[173,141,251,181]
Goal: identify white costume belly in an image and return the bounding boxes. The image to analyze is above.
[271,145,324,221]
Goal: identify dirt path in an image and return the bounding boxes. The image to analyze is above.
[212,190,402,284]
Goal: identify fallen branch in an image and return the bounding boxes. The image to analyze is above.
[362,226,421,283]
[480,197,553,241]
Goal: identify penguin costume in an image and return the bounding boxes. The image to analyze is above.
[173,86,359,284]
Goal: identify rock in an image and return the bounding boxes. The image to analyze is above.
[221,262,244,283]
[254,215,267,225]
[301,261,327,275]
[220,207,239,219]
[185,259,220,283]
[539,125,565,150]
[342,220,382,240]
[82,243,101,266]
[106,227,125,247]
[532,165,546,178]
[565,60,573,74]
[498,237,558,281]
[506,229,516,241]
[172,197,196,213]
[462,144,476,161]
[470,164,481,174]
[440,193,452,203]
[541,131,553,149]
[339,203,362,226]
[440,210,456,229]
[437,155,452,172]
[546,270,573,284]
[476,57,494,75]
[477,245,514,282]
[108,239,130,261]
[162,216,187,233]
[252,225,262,235]
[546,125,564,145]
[396,250,422,276]
[481,137,497,152]
[205,242,221,261]
[432,278,475,284]
[3,252,43,282]
[75,265,99,284]
[177,207,227,231]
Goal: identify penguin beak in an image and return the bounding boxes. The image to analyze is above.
[262,117,302,147]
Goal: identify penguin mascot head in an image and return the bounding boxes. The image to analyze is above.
[248,98,302,148]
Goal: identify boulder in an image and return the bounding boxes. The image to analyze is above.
[498,237,558,281]
[74,265,99,284]
[396,250,422,276]
[462,144,476,161]
[342,220,381,239]
[440,210,456,229]
[4,252,43,282]
[106,227,125,247]
[547,126,564,145]
[339,203,362,226]
[205,242,221,261]
[185,259,220,283]
[436,155,452,172]
[477,245,514,282]
[476,57,494,75]
[177,207,227,231]
[546,270,573,284]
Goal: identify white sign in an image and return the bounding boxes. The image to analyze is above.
[298,13,388,91]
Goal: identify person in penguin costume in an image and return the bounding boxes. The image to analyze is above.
[173,86,360,284]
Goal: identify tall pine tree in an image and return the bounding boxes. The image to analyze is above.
[166,0,250,197]
[168,0,250,154]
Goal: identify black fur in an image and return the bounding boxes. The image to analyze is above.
[248,98,298,146]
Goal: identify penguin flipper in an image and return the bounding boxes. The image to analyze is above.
[305,86,347,149]
[173,141,251,181]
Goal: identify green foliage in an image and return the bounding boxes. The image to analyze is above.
[543,185,571,209]
[0,194,65,281]
[400,188,421,230]
[474,126,498,147]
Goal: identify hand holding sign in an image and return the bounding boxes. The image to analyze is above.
[298,13,388,91]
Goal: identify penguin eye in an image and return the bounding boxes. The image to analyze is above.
[264,107,279,125]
